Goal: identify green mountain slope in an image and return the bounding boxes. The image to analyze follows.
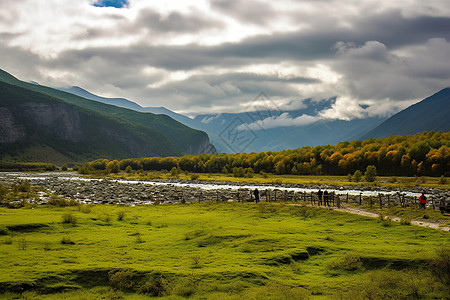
[0,69,215,165]
[0,69,216,159]
[360,88,450,140]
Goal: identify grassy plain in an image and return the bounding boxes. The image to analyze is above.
[0,202,448,299]
[103,171,450,190]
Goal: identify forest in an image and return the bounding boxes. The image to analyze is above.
[79,131,449,177]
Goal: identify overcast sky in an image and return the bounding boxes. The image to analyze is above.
[1,0,450,121]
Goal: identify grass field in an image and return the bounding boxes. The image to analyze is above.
[0,201,449,299]
[102,171,450,190]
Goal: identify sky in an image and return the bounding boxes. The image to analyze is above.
[1,0,450,124]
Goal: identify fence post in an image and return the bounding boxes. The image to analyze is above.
[359,193,362,205]
[379,193,383,209]
[346,193,349,203]
[337,194,341,208]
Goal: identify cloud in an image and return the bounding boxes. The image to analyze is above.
[0,0,449,120]
[237,112,319,131]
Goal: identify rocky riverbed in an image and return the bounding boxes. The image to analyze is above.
[1,172,448,206]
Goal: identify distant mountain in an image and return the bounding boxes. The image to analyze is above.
[193,109,385,153]
[360,88,450,140]
[0,69,216,165]
[58,87,388,153]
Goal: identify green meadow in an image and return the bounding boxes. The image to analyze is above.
[0,202,448,299]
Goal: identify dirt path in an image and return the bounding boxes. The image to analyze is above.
[329,205,450,232]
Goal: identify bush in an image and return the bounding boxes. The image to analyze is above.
[328,254,363,271]
[109,270,134,291]
[189,174,200,181]
[138,275,169,296]
[429,247,450,288]
[18,237,27,250]
[124,166,133,173]
[400,218,411,225]
[48,195,77,207]
[364,165,377,182]
[352,170,363,183]
[62,213,77,224]
[117,211,126,221]
[438,175,447,184]
[233,167,245,178]
[61,236,75,244]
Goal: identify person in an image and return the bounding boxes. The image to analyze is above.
[317,189,323,206]
[324,190,329,206]
[254,188,260,203]
[419,192,427,209]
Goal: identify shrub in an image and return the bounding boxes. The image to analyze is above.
[389,177,398,183]
[18,237,27,250]
[0,226,9,236]
[61,236,75,245]
[379,214,392,227]
[78,205,92,213]
[233,167,245,178]
[117,211,125,221]
[190,254,201,267]
[364,165,377,182]
[138,275,169,296]
[352,170,363,183]
[438,175,447,184]
[400,218,411,225]
[124,166,133,173]
[170,167,181,178]
[62,213,77,224]
[189,174,200,181]
[429,247,450,288]
[328,254,363,271]
[109,270,134,291]
[61,163,68,171]
[48,195,77,207]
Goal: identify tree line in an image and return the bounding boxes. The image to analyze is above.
[78,131,449,177]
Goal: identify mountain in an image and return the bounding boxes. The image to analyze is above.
[0,69,216,165]
[57,85,230,151]
[193,109,385,153]
[360,88,450,140]
[58,87,388,153]
[58,86,201,129]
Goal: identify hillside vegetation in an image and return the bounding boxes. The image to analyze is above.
[0,69,215,165]
[81,131,449,177]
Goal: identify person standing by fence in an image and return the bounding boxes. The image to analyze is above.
[419,192,427,209]
[318,190,323,206]
[254,188,260,203]
[324,190,329,206]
